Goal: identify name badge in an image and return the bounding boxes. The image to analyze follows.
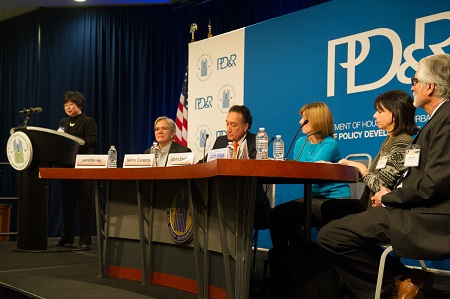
[166,152,195,166]
[75,155,108,168]
[207,148,228,162]
[376,155,389,169]
[404,145,420,167]
[123,154,155,168]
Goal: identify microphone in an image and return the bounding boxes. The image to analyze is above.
[19,107,43,115]
[268,137,275,146]
[296,130,323,161]
[285,119,309,160]
[202,134,209,163]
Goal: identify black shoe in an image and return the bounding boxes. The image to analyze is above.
[77,244,91,250]
[51,242,74,247]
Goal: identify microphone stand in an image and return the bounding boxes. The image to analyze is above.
[202,134,209,163]
[285,119,309,160]
[296,130,322,161]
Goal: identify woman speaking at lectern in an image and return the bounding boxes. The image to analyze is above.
[53,91,97,250]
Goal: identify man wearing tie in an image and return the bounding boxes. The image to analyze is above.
[204,104,271,229]
[317,54,450,299]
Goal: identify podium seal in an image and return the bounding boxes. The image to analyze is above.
[166,183,193,244]
[6,131,33,171]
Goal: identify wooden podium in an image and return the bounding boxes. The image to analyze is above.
[39,159,357,299]
[8,126,84,251]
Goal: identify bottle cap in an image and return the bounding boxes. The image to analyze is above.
[276,135,281,138]
[259,127,265,130]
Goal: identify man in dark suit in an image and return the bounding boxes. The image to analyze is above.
[317,53,450,299]
[206,105,270,229]
[144,116,191,166]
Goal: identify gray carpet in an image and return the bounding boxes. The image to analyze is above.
[0,238,200,299]
[0,238,448,299]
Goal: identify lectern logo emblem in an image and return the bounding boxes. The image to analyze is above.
[166,184,193,244]
[6,131,33,171]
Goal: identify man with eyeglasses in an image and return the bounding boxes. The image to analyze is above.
[144,116,191,166]
[200,105,271,230]
[317,53,450,298]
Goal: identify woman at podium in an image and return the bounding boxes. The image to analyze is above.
[53,91,98,250]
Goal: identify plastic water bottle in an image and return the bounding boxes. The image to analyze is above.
[227,141,234,159]
[108,145,117,168]
[273,135,284,160]
[150,141,159,166]
[256,128,268,160]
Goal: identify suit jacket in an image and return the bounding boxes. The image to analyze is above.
[59,113,98,154]
[383,100,450,259]
[212,132,257,159]
[211,132,270,229]
[144,141,192,166]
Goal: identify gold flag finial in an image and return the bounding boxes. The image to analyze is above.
[190,23,198,42]
[208,20,213,38]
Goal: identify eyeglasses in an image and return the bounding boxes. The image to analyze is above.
[153,126,170,132]
[411,77,419,86]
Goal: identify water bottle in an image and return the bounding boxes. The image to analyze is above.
[273,135,284,160]
[108,145,117,168]
[256,127,268,160]
[227,141,234,159]
[150,141,159,166]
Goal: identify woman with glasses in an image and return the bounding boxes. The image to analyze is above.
[144,116,191,166]
[53,91,97,250]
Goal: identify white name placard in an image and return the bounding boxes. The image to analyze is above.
[75,155,108,168]
[166,152,195,166]
[123,154,155,168]
[206,148,228,162]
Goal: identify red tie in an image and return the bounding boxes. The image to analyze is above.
[233,141,239,159]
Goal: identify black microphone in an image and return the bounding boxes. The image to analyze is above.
[19,107,43,115]
[268,137,275,146]
[285,119,309,160]
[202,133,209,163]
[296,130,323,161]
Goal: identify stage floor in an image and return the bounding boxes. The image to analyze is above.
[0,238,448,299]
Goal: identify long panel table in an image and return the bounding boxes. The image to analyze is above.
[39,159,358,299]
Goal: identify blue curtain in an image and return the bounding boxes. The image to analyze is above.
[0,0,328,237]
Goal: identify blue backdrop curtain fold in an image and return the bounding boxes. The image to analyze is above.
[0,0,327,238]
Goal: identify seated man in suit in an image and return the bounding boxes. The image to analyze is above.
[200,104,271,229]
[317,53,450,299]
[144,116,191,166]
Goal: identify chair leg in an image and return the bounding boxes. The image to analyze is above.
[252,230,259,273]
[262,259,269,292]
[375,245,394,299]
[419,260,428,271]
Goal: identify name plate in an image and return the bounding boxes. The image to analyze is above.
[123,154,155,168]
[166,152,195,166]
[75,155,108,168]
[206,148,228,162]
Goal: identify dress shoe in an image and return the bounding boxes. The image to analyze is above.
[77,244,91,250]
[396,269,434,299]
[51,241,73,247]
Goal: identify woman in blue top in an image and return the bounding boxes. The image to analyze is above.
[293,102,351,199]
[271,102,350,245]
[269,102,350,295]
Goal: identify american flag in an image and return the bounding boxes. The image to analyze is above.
[175,67,188,146]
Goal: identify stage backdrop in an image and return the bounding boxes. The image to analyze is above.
[188,0,450,262]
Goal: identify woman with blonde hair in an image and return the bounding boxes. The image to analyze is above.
[269,101,350,297]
